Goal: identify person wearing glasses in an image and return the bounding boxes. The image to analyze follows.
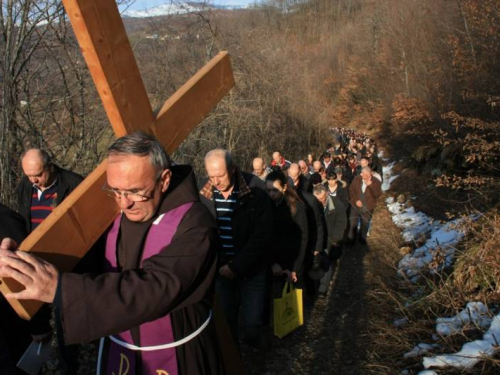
[0,132,226,374]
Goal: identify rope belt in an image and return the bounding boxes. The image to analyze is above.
[108,310,212,352]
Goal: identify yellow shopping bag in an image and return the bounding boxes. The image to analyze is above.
[273,282,303,338]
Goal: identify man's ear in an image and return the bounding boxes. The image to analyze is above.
[160,169,172,193]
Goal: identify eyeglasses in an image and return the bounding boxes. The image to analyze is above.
[102,177,160,202]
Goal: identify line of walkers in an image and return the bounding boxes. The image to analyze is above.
[202,128,383,352]
[0,128,383,374]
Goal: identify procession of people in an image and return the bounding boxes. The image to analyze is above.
[0,127,383,374]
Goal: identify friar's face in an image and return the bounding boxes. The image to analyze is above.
[106,154,171,222]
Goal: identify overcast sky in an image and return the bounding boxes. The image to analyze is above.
[123,0,258,11]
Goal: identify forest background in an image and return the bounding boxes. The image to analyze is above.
[1,0,499,210]
[2,1,500,372]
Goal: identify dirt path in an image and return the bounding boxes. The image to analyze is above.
[40,203,402,375]
[243,203,402,375]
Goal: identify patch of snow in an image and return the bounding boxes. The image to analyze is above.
[404,343,439,359]
[122,1,250,18]
[384,160,473,282]
[386,200,436,243]
[423,313,500,370]
[123,3,203,17]
[378,149,390,161]
[398,219,464,280]
[418,371,438,375]
[436,302,492,337]
[382,161,398,191]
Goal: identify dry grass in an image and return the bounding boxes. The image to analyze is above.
[361,199,500,373]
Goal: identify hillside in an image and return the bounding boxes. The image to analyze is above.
[1,0,500,373]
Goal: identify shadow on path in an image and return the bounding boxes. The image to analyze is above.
[243,242,369,375]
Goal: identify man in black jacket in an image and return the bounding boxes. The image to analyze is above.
[288,163,312,193]
[16,149,84,233]
[15,149,83,374]
[313,184,348,296]
[200,149,273,349]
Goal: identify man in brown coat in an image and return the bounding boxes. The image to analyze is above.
[0,132,225,375]
[347,166,382,245]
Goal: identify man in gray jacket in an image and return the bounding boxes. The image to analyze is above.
[313,184,347,296]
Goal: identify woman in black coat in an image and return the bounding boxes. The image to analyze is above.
[265,171,308,291]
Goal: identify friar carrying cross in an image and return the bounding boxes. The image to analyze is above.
[0,0,243,371]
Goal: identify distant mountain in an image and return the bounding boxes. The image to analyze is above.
[122,1,249,18]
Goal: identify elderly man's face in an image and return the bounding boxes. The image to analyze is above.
[313,161,322,173]
[106,154,171,222]
[253,160,265,176]
[22,159,51,189]
[298,161,308,173]
[361,169,372,181]
[206,157,234,193]
[288,165,300,183]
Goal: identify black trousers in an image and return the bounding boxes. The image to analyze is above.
[0,298,31,375]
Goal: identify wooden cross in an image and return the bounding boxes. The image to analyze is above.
[0,0,235,328]
[1,1,243,372]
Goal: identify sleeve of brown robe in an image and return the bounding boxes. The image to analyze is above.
[58,203,217,345]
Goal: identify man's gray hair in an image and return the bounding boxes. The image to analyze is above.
[108,132,171,176]
[361,166,372,173]
[205,149,234,170]
[313,184,328,195]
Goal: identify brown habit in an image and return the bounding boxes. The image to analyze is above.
[55,165,226,374]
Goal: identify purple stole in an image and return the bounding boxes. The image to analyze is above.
[99,202,193,375]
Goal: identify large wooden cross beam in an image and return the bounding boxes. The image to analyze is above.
[0,0,234,318]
